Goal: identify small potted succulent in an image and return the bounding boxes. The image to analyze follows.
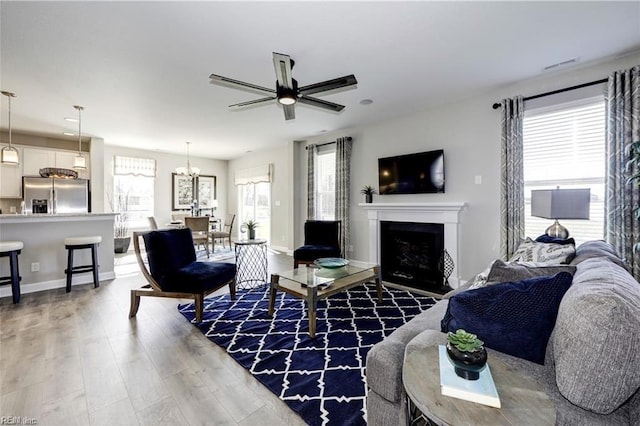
[241,219,259,240]
[446,329,487,380]
[360,185,377,203]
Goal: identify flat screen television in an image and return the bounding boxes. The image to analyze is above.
[378,149,445,195]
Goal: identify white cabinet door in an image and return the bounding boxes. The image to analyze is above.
[23,148,56,176]
[0,148,23,198]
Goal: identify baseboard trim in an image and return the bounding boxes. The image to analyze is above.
[0,271,117,298]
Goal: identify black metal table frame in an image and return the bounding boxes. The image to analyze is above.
[234,239,268,289]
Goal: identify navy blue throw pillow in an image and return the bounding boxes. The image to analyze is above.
[535,234,576,246]
[441,272,573,365]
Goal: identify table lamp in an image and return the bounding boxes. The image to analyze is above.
[531,188,590,239]
[210,199,218,216]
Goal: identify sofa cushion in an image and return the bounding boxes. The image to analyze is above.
[571,239,627,268]
[293,245,341,261]
[554,257,640,414]
[509,237,576,264]
[441,272,573,364]
[486,259,577,284]
[160,261,236,293]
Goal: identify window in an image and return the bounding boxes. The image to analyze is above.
[238,182,271,241]
[315,147,336,220]
[113,156,156,230]
[523,96,605,246]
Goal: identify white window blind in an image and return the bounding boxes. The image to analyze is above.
[523,96,605,246]
[234,164,272,185]
[114,156,156,177]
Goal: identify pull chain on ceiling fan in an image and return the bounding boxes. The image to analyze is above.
[209,52,357,121]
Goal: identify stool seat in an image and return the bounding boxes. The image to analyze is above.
[65,236,102,246]
[0,241,24,252]
[64,236,101,292]
[0,240,23,303]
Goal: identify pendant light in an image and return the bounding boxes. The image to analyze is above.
[176,141,200,177]
[1,91,19,165]
[72,105,87,170]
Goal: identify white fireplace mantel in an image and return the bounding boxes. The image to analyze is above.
[360,202,467,289]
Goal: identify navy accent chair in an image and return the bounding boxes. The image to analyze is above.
[129,228,236,323]
[293,220,342,268]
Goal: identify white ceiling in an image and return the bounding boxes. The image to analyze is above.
[1,1,639,160]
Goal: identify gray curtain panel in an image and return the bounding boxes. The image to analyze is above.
[307,144,316,220]
[335,137,352,257]
[606,65,640,280]
[500,96,525,260]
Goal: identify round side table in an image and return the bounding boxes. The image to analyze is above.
[403,341,556,426]
[234,239,268,289]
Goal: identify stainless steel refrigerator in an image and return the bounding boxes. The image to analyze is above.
[23,177,89,214]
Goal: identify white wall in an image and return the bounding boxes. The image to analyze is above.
[294,53,640,281]
[102,145,228,228]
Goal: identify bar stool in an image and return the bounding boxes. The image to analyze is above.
[64,236,101,292]
[0,241,23,304]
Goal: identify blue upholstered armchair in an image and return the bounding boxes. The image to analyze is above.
[293,220,342,268]
[129,228,236,323]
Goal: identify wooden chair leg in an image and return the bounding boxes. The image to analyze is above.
[194,293,204,323]
[91,244,100,288]
[129,290,141,318]
[294,259,299,268]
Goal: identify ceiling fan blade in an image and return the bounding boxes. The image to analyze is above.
[299,75,358,96]
[229,97,276,110]
[209,74,275,97]
[283,104,295,120]
[272,52,294,89]
[298,96,345,112]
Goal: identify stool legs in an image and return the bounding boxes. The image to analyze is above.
[65,243,100,292]
[8,251,21,304]
[66,247,74,293]
[91,244,99,288]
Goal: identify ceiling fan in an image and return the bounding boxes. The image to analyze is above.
[209,52,358,121]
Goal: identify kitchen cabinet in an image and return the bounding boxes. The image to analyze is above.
[0,148,23,198]
[22,148,90,179]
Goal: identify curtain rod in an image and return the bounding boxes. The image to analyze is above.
[492,78,608,110]
[305,136,352,150]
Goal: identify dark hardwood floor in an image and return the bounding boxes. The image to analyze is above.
[0,246,307,426]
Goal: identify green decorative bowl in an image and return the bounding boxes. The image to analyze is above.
[314,258,349,269]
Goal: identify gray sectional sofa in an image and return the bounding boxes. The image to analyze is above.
[366,240,640,425]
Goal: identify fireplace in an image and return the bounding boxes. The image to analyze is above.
[361,202,466,292]
[380,221,444,292]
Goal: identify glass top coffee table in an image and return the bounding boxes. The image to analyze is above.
[267,262,381,338]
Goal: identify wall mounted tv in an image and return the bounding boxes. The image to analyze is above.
[378,149,445,195]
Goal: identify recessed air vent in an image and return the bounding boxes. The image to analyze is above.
[543,57,580,71]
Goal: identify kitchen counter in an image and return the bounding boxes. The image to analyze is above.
[0,213,117,299]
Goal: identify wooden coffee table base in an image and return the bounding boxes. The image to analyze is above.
[267,265,381,338]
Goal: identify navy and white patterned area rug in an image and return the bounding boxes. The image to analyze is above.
[178,283,435,426]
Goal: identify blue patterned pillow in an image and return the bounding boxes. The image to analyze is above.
[441,272,573,364]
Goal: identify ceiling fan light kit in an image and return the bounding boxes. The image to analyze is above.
[210,52,357,120]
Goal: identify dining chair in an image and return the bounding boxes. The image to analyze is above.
[147,216,159,230]
[171,212,189,223]
[210,213,235,250]
[184,216,211,258]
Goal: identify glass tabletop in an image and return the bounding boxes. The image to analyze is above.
[276,262,376,288]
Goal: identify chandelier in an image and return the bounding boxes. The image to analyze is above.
[72,105,87,170]
[176,141,200,177]
[1,91,19,165]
